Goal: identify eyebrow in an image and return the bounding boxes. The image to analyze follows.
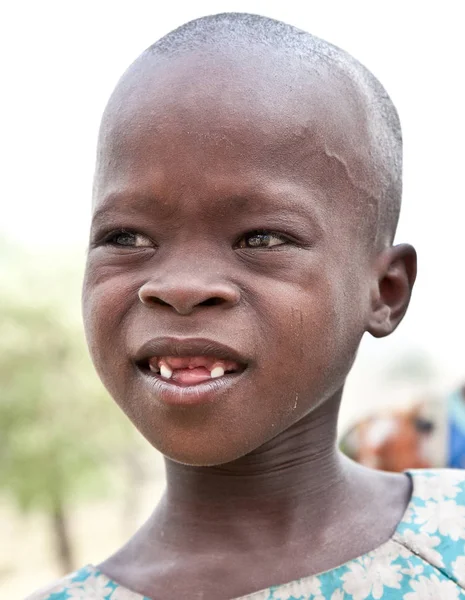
[91,180,326,231]
[91,192,166,228]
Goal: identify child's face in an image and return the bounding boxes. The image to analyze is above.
[83,52,378,465]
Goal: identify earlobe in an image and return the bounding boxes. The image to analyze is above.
[367,243,417,339]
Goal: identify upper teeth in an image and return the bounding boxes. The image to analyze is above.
[153,362,226,380]
[160,364,173,379]
[210,366,225,378]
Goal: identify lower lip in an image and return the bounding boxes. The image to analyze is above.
[138,369,246,407]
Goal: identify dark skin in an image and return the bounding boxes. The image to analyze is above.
[83,48,417,599]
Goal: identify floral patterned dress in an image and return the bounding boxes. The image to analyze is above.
[27,469,465,599]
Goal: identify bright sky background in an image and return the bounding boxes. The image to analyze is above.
[2,1,464,422]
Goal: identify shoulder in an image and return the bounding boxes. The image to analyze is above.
[394,468,465,587]
[24,565,137,600]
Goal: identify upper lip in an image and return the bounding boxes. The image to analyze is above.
[134,337,249,366]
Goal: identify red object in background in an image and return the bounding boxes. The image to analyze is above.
[341,400,448,472]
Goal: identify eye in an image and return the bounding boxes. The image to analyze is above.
[105,229,153,248]
[235,231,288,249]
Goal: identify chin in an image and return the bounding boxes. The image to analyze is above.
[140,421,269,467]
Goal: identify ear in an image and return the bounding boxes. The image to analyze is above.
[367,243,417,338]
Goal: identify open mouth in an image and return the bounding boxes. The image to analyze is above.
[134,338,249,404]
[134,338,249,390]
[139,355,244,386]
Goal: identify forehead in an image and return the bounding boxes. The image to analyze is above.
[94,49,375,210]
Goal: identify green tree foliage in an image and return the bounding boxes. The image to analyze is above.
[0,244,136,572]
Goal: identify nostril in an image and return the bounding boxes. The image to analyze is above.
[141,296,224,309]
[200,297,225,307]
[151,298,171,307]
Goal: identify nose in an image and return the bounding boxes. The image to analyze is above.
[138,274,241,315]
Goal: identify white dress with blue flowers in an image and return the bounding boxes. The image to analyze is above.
[27,469,465,599]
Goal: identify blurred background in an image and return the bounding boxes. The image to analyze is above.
[1,1,464,597]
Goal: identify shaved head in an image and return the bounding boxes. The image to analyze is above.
[86,12,417,470]
[97,12,402,247]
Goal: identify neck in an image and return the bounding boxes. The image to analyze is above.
[164,393,344,510]
[101,391,412,597]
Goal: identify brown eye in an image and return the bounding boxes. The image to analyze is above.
[236,231,287,249]
[107,230,153,248]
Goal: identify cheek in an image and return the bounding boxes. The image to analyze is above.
[256,267,365,406]
[82,261,139,386]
